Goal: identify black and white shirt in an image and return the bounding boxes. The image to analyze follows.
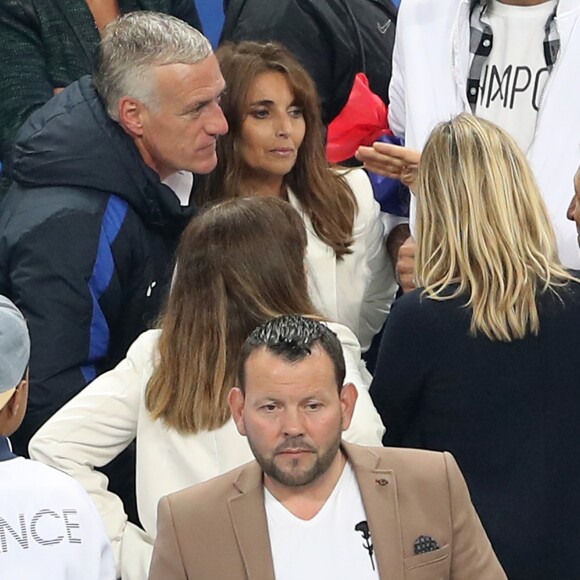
[468,0,559,151]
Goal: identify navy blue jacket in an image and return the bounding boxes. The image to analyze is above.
[0,77,196,452]
[371,279,580,579]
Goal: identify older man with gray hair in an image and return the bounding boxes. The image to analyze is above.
[0,12,227,461]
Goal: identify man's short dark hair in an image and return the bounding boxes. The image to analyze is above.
[238,315,346,392]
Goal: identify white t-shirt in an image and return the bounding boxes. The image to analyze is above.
[265,462,380,580]
[0,455,115,579]
[475,0,557,152]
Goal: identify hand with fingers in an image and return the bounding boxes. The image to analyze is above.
[397,236,417,294]
[356,142,421,190]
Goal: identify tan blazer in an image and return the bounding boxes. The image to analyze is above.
[148,443,506,580]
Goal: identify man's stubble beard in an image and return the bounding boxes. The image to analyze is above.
[249,422,343,488]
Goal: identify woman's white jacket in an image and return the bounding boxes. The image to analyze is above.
[289,168,397,352]
[29,323,384,579]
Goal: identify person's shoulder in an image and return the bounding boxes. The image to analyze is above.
[389,288,430,317]
[335,167,379,223]
[392,287,466,316]
[396,0,463,28]
[129,328,162,356]
[158,460,262,534]
[166,459,260,510]
[349,442,450,472]
[388,289,470,340]
[399,0,461,12]
[336,168,373,200]
[0,457,110,541]
[325,320,359,345]
[4,456,94,497]
[348,443,457,492]
[0,181,105,222]
[541,276,580,312]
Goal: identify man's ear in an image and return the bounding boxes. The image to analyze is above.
[228,387,247,436]
[339,382,358,432]
[118,96,146,137]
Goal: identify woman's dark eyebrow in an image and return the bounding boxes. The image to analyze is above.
[248,99,274,107]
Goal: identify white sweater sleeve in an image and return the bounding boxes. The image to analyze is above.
[29,330,159,578]
[387,0,407,140]
[327,322,385,445]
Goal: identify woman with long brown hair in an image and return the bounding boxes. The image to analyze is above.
[30,196,384,579]
[198,41,396,353]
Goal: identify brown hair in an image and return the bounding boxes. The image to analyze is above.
[198,41,357,258]
[145,196,320,433]
[416,114,578,341]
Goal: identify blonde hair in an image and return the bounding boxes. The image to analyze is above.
[416,114,577,341]
[146,197,320,433]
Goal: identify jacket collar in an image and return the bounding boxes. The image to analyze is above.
[229,462,275,580]
[342,443,405,580]
[0,436,17,462]
[228,442,405,580]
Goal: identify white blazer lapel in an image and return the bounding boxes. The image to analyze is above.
[287,190,339,321]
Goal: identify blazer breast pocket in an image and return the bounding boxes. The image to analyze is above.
[404,543,450,580]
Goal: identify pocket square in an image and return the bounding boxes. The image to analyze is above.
[414,535,440,555]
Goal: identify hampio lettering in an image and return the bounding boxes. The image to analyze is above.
[478,64,549,111]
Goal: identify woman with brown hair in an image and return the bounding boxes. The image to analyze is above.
[370,114,580,579]
[30,197,384,579]
[198,41,396,353]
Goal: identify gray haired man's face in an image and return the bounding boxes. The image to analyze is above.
[137,54,228,180]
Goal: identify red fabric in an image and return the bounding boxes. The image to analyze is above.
[326,73,393,163]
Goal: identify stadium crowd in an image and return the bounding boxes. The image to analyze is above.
[0,1,579,579]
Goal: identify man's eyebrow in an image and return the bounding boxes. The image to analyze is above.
[181,90,226,115]
[252,395,283,404]
[180,101,207,115]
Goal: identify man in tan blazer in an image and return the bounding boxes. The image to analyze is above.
[149,316,506,580]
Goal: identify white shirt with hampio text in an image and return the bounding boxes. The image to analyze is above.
[265,462,380,580]
[475,0,557,153]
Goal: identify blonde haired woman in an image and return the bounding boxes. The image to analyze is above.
[370,114,580,580]
[30,197,384,580]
